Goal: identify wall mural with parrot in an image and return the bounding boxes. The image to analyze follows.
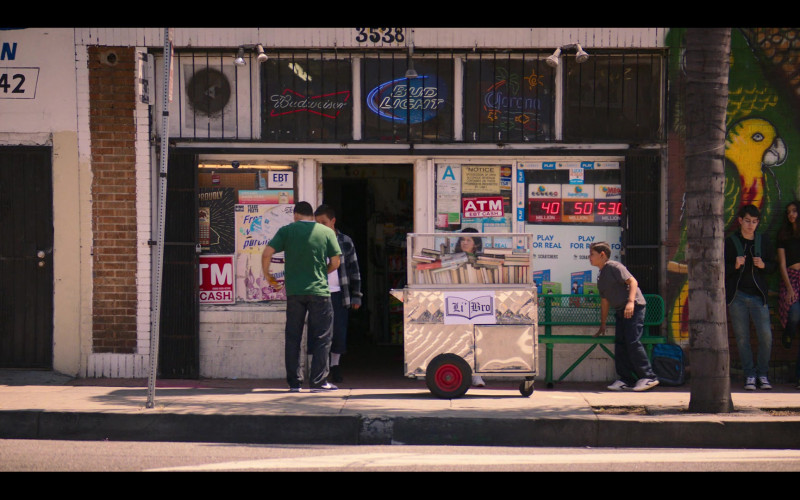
[666,28,800,355]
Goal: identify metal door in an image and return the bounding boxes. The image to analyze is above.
[0,146,53,368]
[622,150,662,295]
[158,150,199,378]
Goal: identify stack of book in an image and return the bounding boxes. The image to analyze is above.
[411,247,531,285]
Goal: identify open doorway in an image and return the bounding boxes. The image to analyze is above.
[321,164,413,380]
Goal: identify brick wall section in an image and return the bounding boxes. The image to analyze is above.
[89,46,138,353]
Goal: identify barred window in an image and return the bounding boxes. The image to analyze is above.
[563,53,663,142]
[261,53,353,142]
[362,54,454,142]
[463,53,555,142]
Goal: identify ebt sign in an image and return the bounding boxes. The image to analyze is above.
[366,75,447,123]
[199,255,235,304]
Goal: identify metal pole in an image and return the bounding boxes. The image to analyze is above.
[146,28,172,409]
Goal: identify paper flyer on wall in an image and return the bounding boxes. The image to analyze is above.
[234,204,295,301]
[198,187,236,254]
[436,164,461,228]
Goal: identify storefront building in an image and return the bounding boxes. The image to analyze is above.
[1,28,671,380]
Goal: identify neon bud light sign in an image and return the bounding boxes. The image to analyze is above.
[366,75,447,123]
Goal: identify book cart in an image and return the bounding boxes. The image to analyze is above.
[390,233,538,398]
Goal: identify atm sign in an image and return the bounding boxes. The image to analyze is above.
[199,255,235,304]
[463,196,503,218]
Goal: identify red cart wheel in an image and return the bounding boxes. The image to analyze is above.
[426,353,471,399]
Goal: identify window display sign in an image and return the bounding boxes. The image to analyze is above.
[527,183,562,223]
[362,58,453,142]
[594,185,623,224]
[435,163,513,233]
[199,255,235,304]
[238,190,294,204]
[267,170,293,189]
[463,196,503,218]
[561,185,595,224]
[463,56,555,142]
[261,57,352,142]
[518,159,624,297]
[234,204,295,301]
[366,74,447,124]
[526,224,623,299]
[199,187,236,254]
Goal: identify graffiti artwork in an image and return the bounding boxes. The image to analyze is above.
[665,28,800,344]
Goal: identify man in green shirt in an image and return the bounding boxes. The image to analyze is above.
[262,201,341,392]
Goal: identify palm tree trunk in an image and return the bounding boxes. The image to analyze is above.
[684,28,734,413]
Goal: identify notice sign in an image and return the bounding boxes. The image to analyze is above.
[444,291,496,324]
[199,255,235,304]
[462,166,501,193]
[463,196,503,218]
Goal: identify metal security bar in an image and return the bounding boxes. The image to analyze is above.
[172,50,255,141]
[563,51,664,143]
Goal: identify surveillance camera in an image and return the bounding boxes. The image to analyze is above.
[231,161,240,169]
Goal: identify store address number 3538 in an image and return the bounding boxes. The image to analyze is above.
[354,28,406,44]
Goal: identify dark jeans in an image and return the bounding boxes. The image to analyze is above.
[330,291,349,355]
[285,294,333,388]
[729,291,772,379]
[614,304,656,384]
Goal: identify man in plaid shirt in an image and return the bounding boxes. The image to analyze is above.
[315,204,363,383]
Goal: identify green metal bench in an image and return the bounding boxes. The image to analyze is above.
[538,294,666,387]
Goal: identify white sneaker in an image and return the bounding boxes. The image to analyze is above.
[757,376,772,390]
[472,375,486,387]
[744,377,756,391]
[607,379,631,391]
[633,378,660,392]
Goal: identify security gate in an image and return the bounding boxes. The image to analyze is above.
[158,150,200,378]
[0,146,53,368]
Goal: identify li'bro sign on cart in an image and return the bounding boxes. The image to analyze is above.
[443,290,497,325]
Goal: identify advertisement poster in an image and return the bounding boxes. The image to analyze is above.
[525,224,622,295]
[198,187,235,254]
[234,204,295,301]
[238,189,294,205]
[199,255,235,304]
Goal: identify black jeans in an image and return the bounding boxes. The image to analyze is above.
[285,294,333,388]
[330,291,350,355]
[614,304,656,384]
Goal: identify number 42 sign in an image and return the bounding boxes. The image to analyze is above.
[0,68,39,99]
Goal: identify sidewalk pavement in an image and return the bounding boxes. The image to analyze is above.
[2,369,800,449]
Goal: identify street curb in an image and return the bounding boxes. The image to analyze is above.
[0,411,360,445]
[4,410,800,449]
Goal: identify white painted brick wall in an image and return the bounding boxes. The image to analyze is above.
[199,305,289,379]
[135,47,153,358]
[86,353,149,378]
